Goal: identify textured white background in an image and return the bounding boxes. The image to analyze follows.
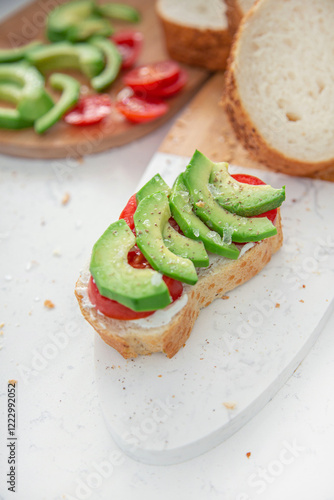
[1,1,334,499]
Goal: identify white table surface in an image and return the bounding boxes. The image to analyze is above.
[1,2,334,499]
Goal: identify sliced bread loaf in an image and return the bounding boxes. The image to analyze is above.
[223,0,334,176]
[156,0,232,71]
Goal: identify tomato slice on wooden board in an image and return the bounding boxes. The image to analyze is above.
[112,30,143,70]
[123,61,181,93]
[116,90,169,123]
[64,94,112,126]
[144,70,188,98]
[231,174,277,223]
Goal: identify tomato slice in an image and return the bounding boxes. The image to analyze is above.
[112,30,143,70]
[116,89,169,123]
[119,193,137,233]
[231,174,277,223]
[123,61,181,93]
[144,70,188,98]
[64,94,112,126]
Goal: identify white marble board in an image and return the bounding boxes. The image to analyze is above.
[95,153,334,465]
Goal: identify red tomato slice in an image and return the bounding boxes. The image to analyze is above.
[145,70,188,98]
[119,193,137,233]
[123,61,181,93]
[64,94,112,126]
[116,90,169,123]
[231,174,277,223]
[112,30,143,69]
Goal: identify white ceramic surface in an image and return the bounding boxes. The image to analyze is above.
[95,153,334,465]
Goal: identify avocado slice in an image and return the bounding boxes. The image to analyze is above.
[97,3,140,23]
[183,150,277,243]
[136,174,170,204]
[162,223,209,267]
[90,219,171,312]
[136,174,209,267]
[0,62,54,122]
[0,41,42,63]
[0,108,33,129]
[134,192,198,285]
[35,73,80,134]
[27,42,105,80]
[90,37,122,91]
[169,173,240,259]
[66,17,114,43]
[47,0,96,42]
[210,162,285,216]
[0,82,21,104]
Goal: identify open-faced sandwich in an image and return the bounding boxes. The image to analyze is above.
[75,150,285,358]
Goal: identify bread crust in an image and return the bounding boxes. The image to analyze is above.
[223,3,334,177]
[225,0,244,35]
[156,5,232,71]
[75,210,283,359]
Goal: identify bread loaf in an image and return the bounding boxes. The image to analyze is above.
[156,0,232,71]
[225,0,256,35]
[223,0,334,176]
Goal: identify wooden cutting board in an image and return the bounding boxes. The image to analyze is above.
[159,72,334,182]
[0,0,208,159]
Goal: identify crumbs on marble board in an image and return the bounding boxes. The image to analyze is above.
[61,192,71,205]
[246,452,251,459]
[44,300,55,309]
[275,303,280,308]
[223,402,236,410]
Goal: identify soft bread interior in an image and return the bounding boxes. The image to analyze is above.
[234,0,334,163]
[157,0,228,30]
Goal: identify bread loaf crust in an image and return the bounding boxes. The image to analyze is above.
[156,4,232,71]
[223,1,334,177]
[75,210,283,359]
[225,0,244,35]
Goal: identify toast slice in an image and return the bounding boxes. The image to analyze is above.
[225,0,256,35]
[75,209,283,359]
[223,0,334,177]
[156,0,232,71]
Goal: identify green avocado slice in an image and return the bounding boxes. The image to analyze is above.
[26,42,105,80]
[210,162,285,216]
[97,3,141,23]
[90,219,171,312]
[136,174,170,204]
[0,41,42,63]
[0,62,54,122]
[47,0,96,42]
[183,150,277,243]
[169,173,240,259]
[134,192,198,285]
[34,73,80,134]
[90,37,122,91]
[0,108,33,129]
[136,174,209,267]
[66,17,114,43]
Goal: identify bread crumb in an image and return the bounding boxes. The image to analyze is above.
[0,331,3,336]
[8,379,17,385]
[299,299,304,303]
[302,284,306,288]
[62,192,71,205]
[223,401,236,410]
[275,303,280,308]
[246,452,251,459]
[158,374,162,378]
[44,300,55,309]
[0,322,4,328]
[222,295,229,300]
[196,201,205,208]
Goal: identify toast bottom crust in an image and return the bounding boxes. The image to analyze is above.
[75,211,283,359]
